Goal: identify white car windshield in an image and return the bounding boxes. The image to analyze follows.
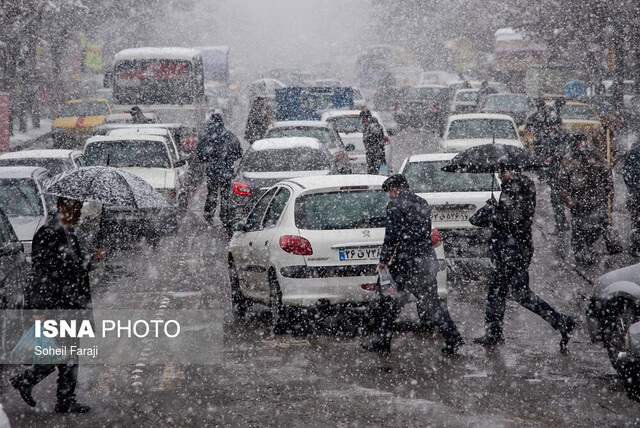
[325,116,363,134]
[0,178,44,217]
[295,190,388,230]
[266,128,337,148]
[403,161,499,192]
[448,119,517,140]
[85,140,171,168]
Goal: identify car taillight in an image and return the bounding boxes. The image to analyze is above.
[431,229,442,248]
[334,151,347,162]
[182,137,197,152]
[279,235,313,256]
[234,182,251,196]
[361,283,378,291]
[384,136,390,143]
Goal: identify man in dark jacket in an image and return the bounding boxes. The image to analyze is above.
[623,144,640,255]
[558,133,613,266]
[10,197,97,413]
[524,98,550,155]
[360,109,386,174]
[196,113,243,226]
[539,117,570,234]
[361,175,463,355]
[473,165,575,351]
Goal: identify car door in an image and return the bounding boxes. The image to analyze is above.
[233,187,278,297]
[252,186,293,295]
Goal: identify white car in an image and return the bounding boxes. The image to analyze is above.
[227,175,447,329]
[0,149,86,176]
[399,153,500,274]
[441,113,522,153]
[321,110,391,173]
[0,166,55,256]
[450,88,479,114]
[351,87,367,110]
[106,126,185,165]
[84,135,189,235]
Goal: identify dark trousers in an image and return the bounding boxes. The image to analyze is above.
[365,148,385,175]
[485,246,565,337]
[12,364,78,406]
[373,260,461,346]
[569,203,607,261]
[544,170,567,231]
[204,177,232,224]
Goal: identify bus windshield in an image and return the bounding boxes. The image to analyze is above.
[114,59,195,105]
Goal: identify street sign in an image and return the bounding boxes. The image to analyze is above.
[0,93,9,152]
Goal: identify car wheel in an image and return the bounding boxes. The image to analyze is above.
[268,270,289,334]
[228,256,251,319]
[604,299,638,366]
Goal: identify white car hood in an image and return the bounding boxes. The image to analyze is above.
[120,167,175,189]
[8,215,46,242]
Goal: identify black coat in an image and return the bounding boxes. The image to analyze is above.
[363,120,385,159]
[491,174,536,258]
[196,124,243,180]
[623,146,640,191]
[380,191,438,277]
[25,217,92,310]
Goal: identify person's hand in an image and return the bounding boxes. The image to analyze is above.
[92,248,104,260]
[376,262,387,272]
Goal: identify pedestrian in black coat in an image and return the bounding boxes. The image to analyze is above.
[361,174,463,355]
[196,113,243,226]
[360,109,386,174]
[472,166,575,351]
[539,119,570,234]
[524,98,550,154]
[11,197,99,413]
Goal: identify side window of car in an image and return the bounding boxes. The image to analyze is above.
[262,188,291,229]
[245,188,278,232]
[0,215,12,245]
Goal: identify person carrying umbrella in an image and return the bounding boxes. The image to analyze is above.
[442,143,574,351]
[10,197,100,413]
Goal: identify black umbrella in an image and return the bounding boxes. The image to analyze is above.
[44,166,168,209]
[441,143,545,174]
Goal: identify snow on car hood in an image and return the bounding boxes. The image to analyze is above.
[8,215,46,243]
[120,167,175,189]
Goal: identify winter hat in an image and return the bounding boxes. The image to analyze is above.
[209,112,224,127]
[382,174,409,191]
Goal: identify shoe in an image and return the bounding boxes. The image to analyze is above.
[361,337,391,354]
[10,377,36,407]
[441,338,464,356]
[55,399,91,414]
[472,334,505,346]
[559,316,575,352]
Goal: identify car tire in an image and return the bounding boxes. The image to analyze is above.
[228,257,251,319]
[268,270,289,334]
[604,299,637,366]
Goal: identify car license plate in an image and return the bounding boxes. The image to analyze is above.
[339,247,380,261]
[431,210,470,222]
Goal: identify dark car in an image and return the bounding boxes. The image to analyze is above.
[0,207,30,309]
[480,93,533,126]
[229,137,338,221]
[394,85,453,131]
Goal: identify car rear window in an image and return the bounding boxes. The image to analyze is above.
[404,87,445,100]
[266,128,336,148]
[295,190,388,230]
[447,119,517,140]
[0,178,44,217]
[561,104,598,121]
[325,116,363,134]
[482,95,531,111]
[59,102,110,117]
[242,148,331,172]
[0,158,70,176]
[85,140,171,168]
[403,161,499,193]
[456,91,478,103]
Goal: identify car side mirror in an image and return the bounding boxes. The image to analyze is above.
[0,241,23,257]
[387,128,397,136]
[345,144,356,152]
[232,218,247,233]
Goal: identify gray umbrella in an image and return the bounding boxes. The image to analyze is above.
[44,166,168,209]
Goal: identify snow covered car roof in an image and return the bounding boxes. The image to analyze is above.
[0,166,48,179]
[86,134,168,145]
[114,47,201,62]
[447,113,515,122]
[269,120,331,129]
[281,174,387,190]
[0,149,82,160]
[107,127,172,137]
[251,137,324,151]
[405,153,457,163]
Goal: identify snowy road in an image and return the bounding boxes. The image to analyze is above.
[1,129,639,426]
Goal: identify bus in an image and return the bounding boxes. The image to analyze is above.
[111,47,206,151]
